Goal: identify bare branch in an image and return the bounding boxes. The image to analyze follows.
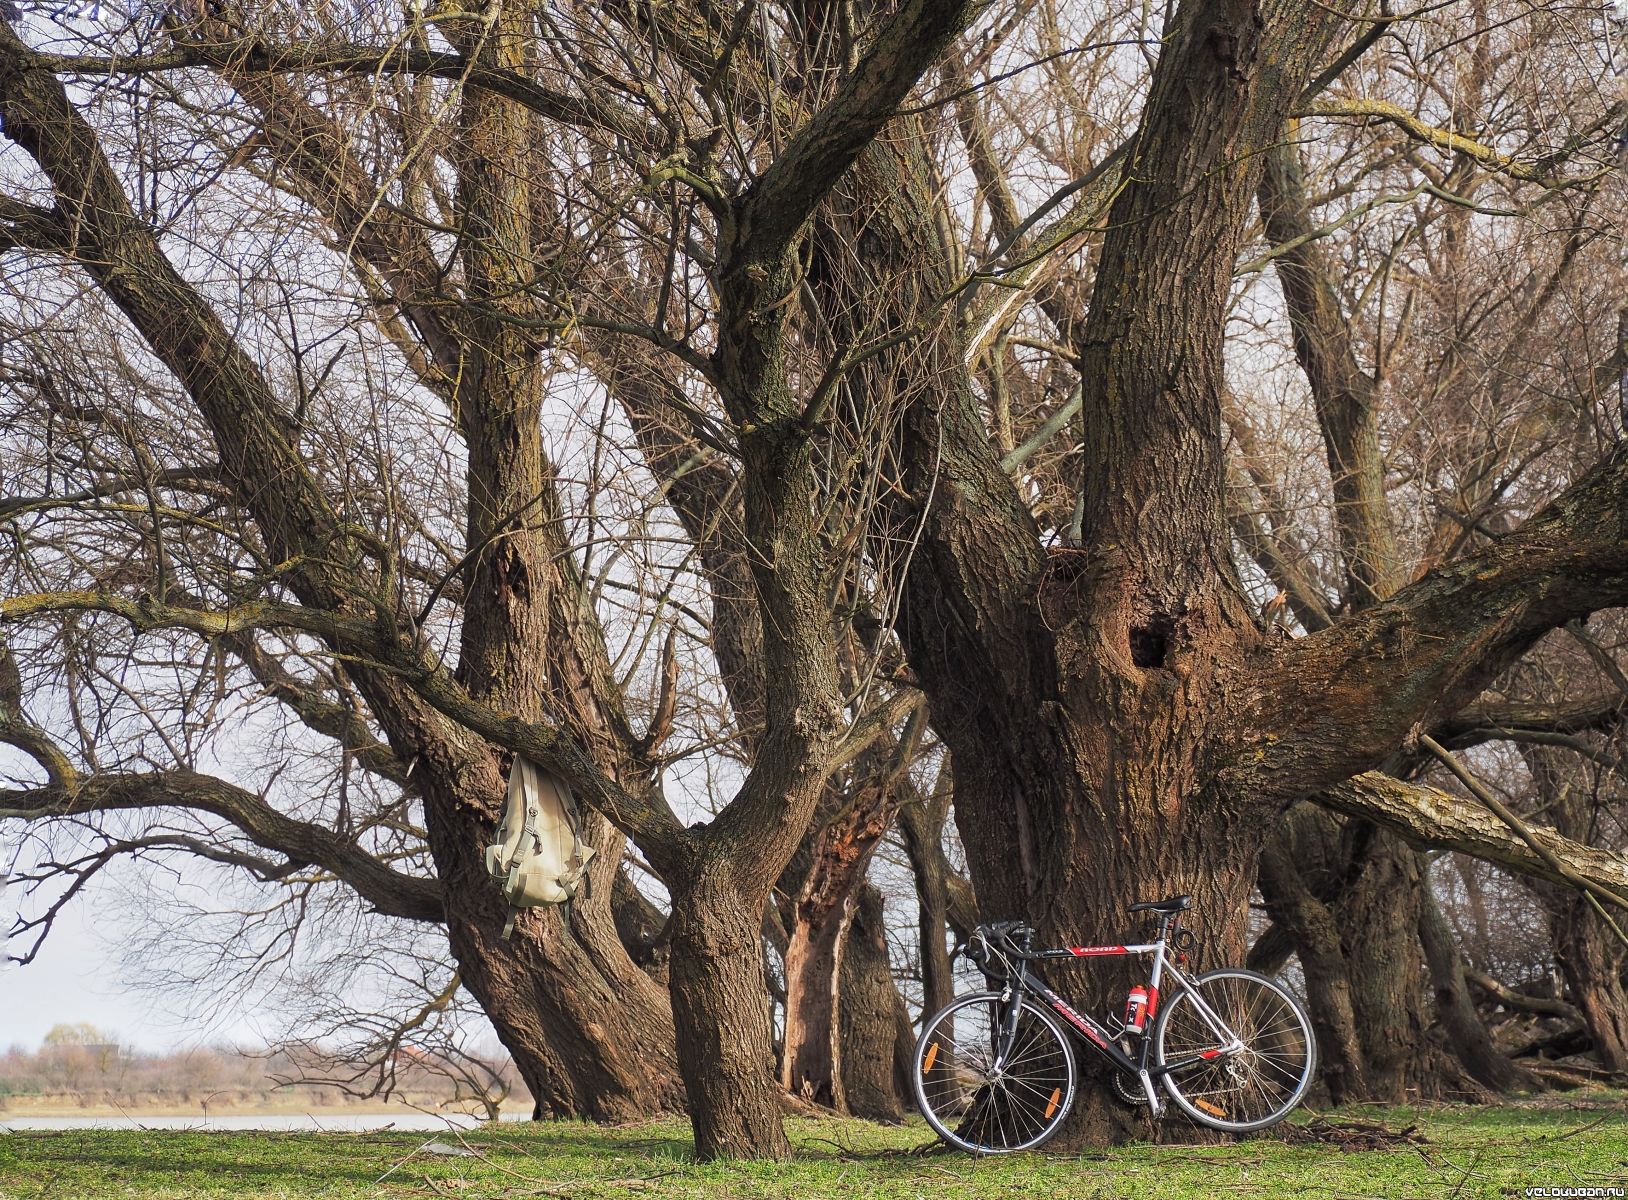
[0,771,444,922]
[735,0,990,264]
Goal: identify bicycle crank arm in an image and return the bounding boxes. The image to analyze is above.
[1138,1069,1165,1116]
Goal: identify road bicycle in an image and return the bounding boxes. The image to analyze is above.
[913,895,1316,1154]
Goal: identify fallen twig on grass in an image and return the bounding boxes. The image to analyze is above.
[1276,1116,1429,1151]
[1539,1111,1620,1142]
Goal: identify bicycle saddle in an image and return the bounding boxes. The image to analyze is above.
[1127,894,1191,914]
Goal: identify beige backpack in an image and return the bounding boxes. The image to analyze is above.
[484,755,596,938]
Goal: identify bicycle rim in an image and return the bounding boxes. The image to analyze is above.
[913,991,1076,1153]
[1154,969,1316,1132]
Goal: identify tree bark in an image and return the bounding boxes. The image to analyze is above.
[1338,830,1471,1100]
[1546,900,1628,1072]
[837,882,907,1122]
[668,870,790,1159]
[779,757,908,1109]
[1256,811,1369,1102]
[1417,867,1533,1092]
[1524,752,1628,1072]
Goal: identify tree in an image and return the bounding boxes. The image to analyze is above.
[867,0,1627,1140]
[3,0,1625,1160]
[0,0,979,1158]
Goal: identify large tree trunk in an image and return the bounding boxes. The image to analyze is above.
[1257,813,1370,1102]
[1545,893,1628,1072]
[433,805,684,1119]
[1263,808,1510,1101]
[1526,751,1628,1072]
[838,882,907,1122]
[877,2,1355,1147]
[1417,868,1532,1093]
[1338,829,1445,1101]
[774,1,1349,1151]
[434,8,685,1120]
[668,871,791,1160]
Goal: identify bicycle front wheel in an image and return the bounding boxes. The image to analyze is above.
[1154,969,1316,1132]
[913,991,1076,1153]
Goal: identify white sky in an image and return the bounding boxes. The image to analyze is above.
[1,877,267,1053]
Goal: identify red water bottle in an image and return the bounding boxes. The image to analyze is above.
[1124,985,1149,1034]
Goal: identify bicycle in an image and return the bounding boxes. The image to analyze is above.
[913,894,1316,1154]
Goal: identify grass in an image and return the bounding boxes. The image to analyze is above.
[1,1098,1624,1200]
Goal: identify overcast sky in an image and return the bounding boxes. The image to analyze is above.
[2,876,266,1053]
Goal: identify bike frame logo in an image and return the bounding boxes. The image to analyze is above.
[1046,995,1108,1048]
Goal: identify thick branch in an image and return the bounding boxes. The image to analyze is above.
[0,771,445,922]
[1261,445,1628,795]
[1304,98,1568,184]
[735,0,988,263]
[1316,773,1628,905]
[14,36,647,142]
[1465,968,1580,1020]
[1073,0,1344,608]
[222,632,413,788]
[1437,695,1628,751]
[1258,127,1401,606]
[0,588,687,869]
[0,23,359,596]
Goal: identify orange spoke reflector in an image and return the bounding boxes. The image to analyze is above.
[1195,1099,1226,1118]
[1044,1087,1062,1119]
[922,1042,939,1074]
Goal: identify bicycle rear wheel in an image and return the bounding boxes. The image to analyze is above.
[1154,968,1315,1132]
[913,991,1076,1153]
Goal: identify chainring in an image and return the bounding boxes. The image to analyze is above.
[1110,1067,1149,1106]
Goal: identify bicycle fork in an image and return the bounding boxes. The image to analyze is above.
[992,984,1024,1074]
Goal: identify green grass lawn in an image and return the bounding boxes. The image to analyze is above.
[1,1099,1624,1200]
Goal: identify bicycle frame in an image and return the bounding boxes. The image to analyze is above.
[989,930,1245,1117]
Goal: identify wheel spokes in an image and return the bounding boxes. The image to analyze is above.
[918,996,1072,1152]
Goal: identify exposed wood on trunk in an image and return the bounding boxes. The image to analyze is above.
[779,768,902,1110]
[1318,774,1628,902]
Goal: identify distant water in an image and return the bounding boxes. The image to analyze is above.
[1,1111,528,1132]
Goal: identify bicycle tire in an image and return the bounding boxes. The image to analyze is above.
[1153,968,1316,1132]
[913,991,1076,1153]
